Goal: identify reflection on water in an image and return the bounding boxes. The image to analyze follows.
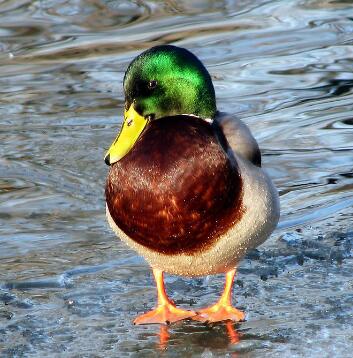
[0,0,352,356]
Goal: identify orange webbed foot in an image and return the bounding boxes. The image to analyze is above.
[193,303,245,323]
[193,268,246,323]
[134,303,196,325]
[134,268,196,325]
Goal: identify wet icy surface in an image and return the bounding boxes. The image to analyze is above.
[0,0,353,356]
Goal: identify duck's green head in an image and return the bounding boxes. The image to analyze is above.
[105,45,216,165]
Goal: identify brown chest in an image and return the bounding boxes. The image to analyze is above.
[105,116,244,255]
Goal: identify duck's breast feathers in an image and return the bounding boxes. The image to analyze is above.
[106,115,244,255]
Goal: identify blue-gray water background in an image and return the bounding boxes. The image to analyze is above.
[0,0,352,357]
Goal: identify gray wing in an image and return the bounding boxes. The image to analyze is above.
[215,112,261,167]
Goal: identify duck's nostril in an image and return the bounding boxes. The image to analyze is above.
[104,154,111,166]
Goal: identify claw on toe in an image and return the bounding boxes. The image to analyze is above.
[134,304,196,325]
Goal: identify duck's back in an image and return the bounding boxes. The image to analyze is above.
[105,115,244,255]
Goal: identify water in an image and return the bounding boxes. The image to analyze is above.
[0,0,352,356]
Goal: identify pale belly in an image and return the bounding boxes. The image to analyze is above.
[106,156,280,277]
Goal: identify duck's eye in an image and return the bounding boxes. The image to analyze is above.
[146,113,155,121]
[147,80,157,90]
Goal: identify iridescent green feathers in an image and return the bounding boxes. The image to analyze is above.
[123,45,217,120]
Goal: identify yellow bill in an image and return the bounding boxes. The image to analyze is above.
[104,105,149,165]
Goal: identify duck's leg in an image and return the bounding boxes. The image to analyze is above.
[134,268,196,325]
[193,269,245,323]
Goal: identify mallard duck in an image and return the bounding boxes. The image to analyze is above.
[104,45,280,325]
